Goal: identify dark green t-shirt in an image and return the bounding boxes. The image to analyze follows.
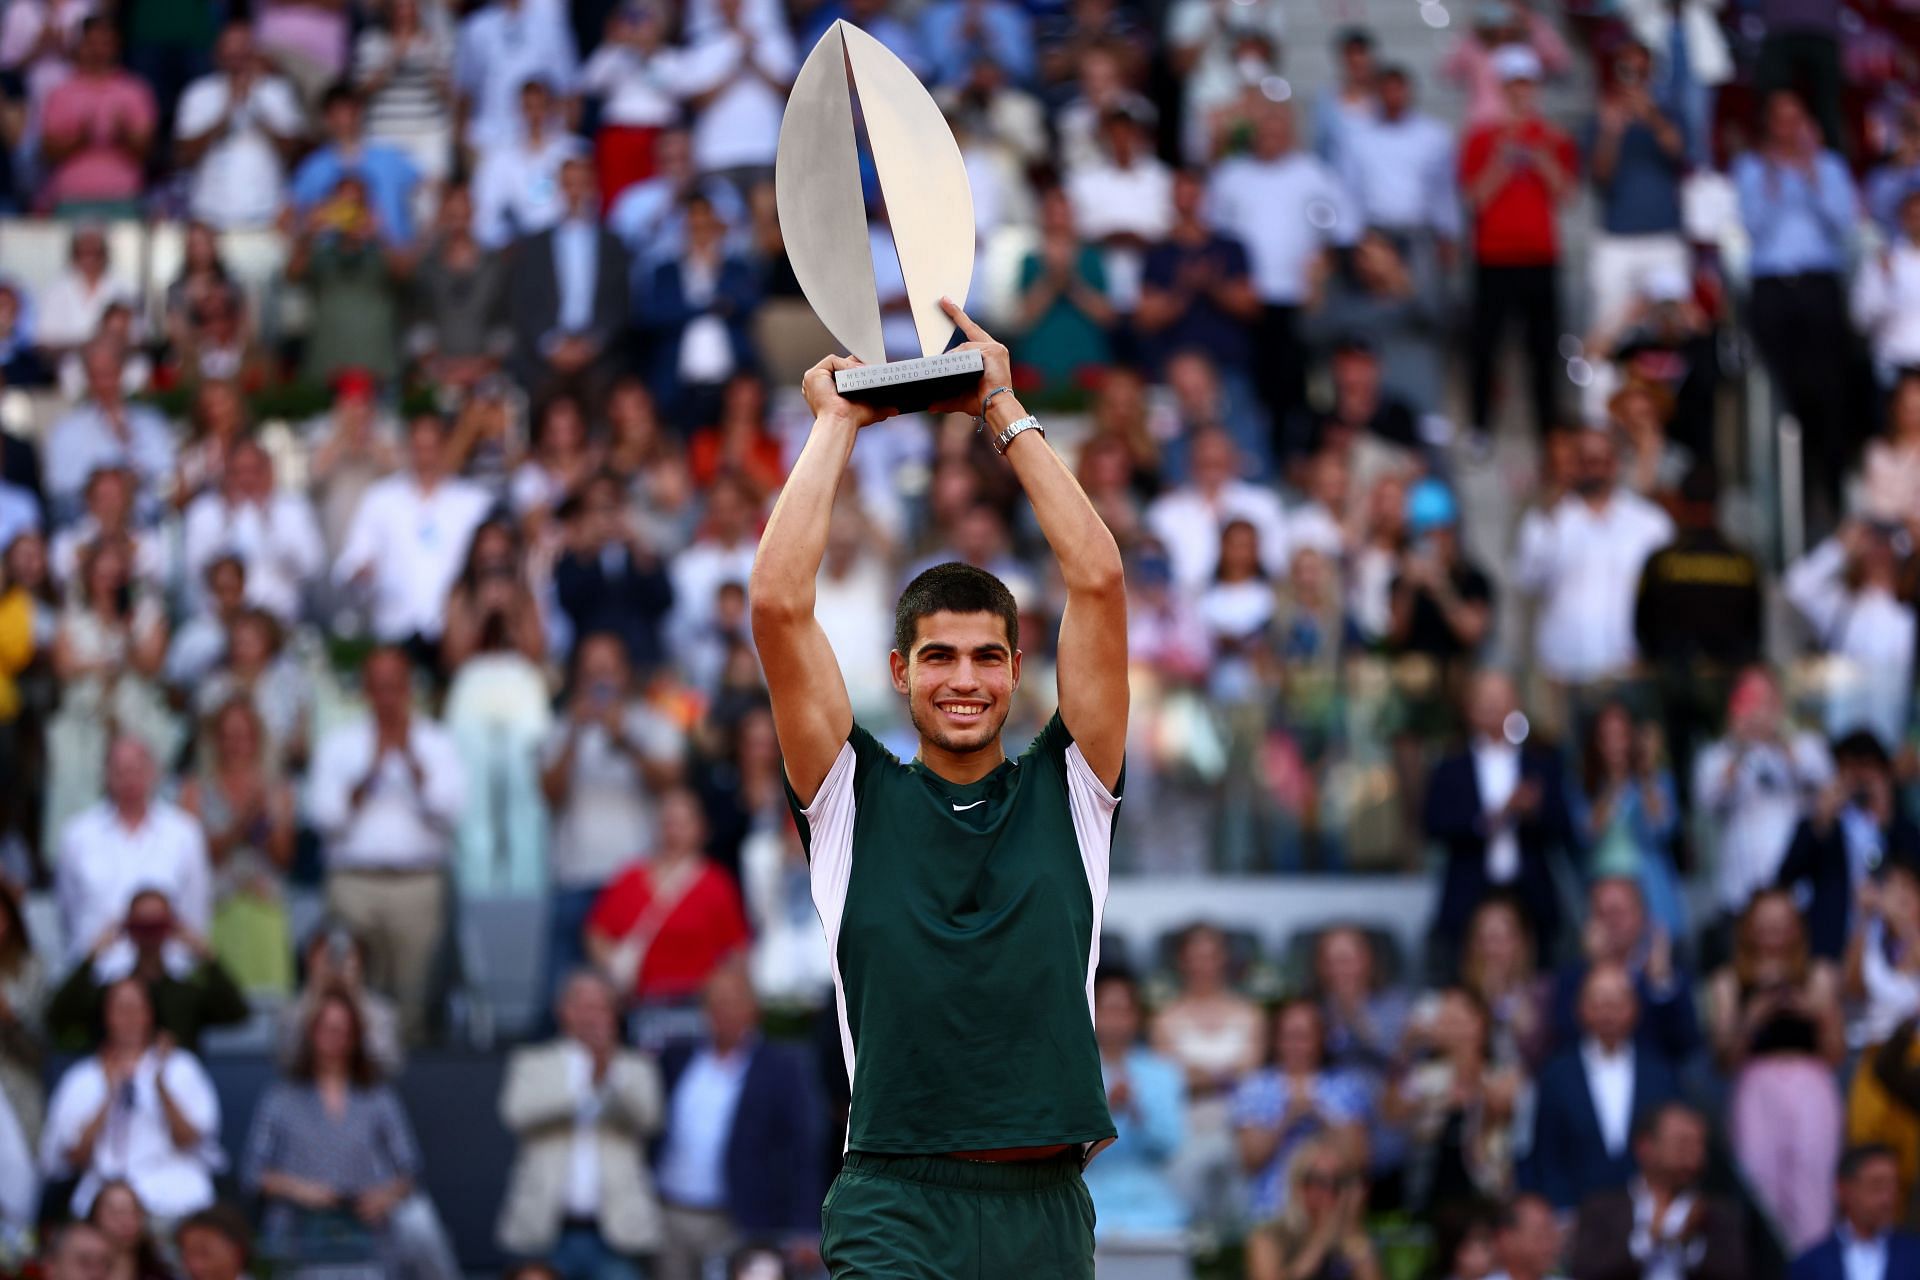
[788,713,1122,1153]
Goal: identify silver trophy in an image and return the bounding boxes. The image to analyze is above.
[775,20,982,412]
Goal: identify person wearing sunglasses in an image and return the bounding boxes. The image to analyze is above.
[1246,1134,1381,1280]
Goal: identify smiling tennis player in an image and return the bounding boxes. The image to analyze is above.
[749,298,1128,1277]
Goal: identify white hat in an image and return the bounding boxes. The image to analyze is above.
[1491,44,1544,84]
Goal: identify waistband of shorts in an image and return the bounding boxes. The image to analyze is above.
[840,1150,1082,1192]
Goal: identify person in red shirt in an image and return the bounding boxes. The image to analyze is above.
[1458,44,1578,442]
[584,785,751,1020]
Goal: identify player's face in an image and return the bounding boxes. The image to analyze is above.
[892,610,1020,757]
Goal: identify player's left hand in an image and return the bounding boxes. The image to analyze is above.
[929,296,1016,418]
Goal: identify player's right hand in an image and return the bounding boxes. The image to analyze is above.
[803,354,898,431]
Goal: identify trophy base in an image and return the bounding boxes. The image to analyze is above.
[833,350,985,414]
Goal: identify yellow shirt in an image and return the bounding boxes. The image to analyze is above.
[0,587,36,722]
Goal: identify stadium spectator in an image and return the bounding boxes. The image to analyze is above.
[276,921,405,1080]
[1337,66,1460,259]
[1066,105,1172,326]
[38,1222,114,1280]
[637,191,761,428]
[174,22,306,229]
[1789,1145,1920,1280]
[174,1204,255,1280]
[307,646,465,1043]
[1524,963,1679,1211]
[1444,1,1573,123]
[1549,876,1700,1064]
[1012,185,1115,397]
[581,4,683,205]
[179,437,324,625]
[333,413,491,649]
[667,470,759,651]
[1483,1195,1559,1280]
[39,976,221,1219]
[504,156,630,403]
[1708,888,1845,1251]
[34,227,134,357]
[1571,708,1685,940]
[54,736,208,967]
[291,81,420,249]
[498,969,663,1276]
[350,0,455,185]
[1460,45,1575,443]
[471,78,578,251]
[1845,870,1920,1193]
[1144,427,1287,591]
[1425,669,1573,965]
[37,20,153,218]
[1460,896,1551,1070]
[244,989,450,1276]
[1863,373,1920,525]
[607,127,747,270]
[1304,231,1448,420]
[1389,986,1524,1214]
[87,1178,170,1280]
[654,964,821,1280]
[1586,41,1688,336]
[287,174,408,387]
[45,887,247,1053]
[1783,522,1916,750]
[43,340,172,525]
[1136,167,1258,397]
[1163,0,1283,162]
[918,0,1031,90]
[1694,667,1835,926]
[1314,925,1411,1080]
[48,464,164,594]
[1386,477,1493,672]
[409,185,506,394]
[1513,428,1673,689]
[453,0,579,151]
[585,786,750,1020]
[178,697,299,994]
[192,605,312,772]
[1567,1103,1747,1280]
[1084,967,1187,1238]
[1233,998,1371,1223]
[1244,1135,1381,1280]
[1735,89,1860,531]
[1778,731,1920,962]
[1208,101,1355,436]
[1853,192,1920,382]
[674,0,794,182]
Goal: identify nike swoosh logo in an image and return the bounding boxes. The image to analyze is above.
[951,800,986,812]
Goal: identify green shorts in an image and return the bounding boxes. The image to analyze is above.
[821,1151,1095,1279]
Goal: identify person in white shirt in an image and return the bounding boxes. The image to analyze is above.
[668,471,761,655]
[1852,189,1920,383]
[454,0,580,150]
[1513,428,1674,686]
[173,22,306,229]
[1692,666,1833,918]
[47,464,166,592]
[673,0,795,181]
[1066,107,1174,320]
[496,970,664,1268]
[470,77,581,250]
[1207,100,1357,435]
[180,437,324,624]
[1337,66,1461,256]
[581,3,687,205]
[333,412,493,647]
[34,226,137,355]
[306,646,466,1044]
[1783,521,1916,750]
[1164,0,1286,163]
[39,978,221,1220]
[56,736,211,966]
[1144,427,1288,590]
[43,340,173,527]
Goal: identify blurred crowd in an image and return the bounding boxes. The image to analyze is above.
[0,0,1916,1274]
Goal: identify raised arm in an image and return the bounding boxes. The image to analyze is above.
[940,299,1127,789]
[748,356,895,804]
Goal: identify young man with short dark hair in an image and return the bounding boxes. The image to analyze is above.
[750,298,1127,1277]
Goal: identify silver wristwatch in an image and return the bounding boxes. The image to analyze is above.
[986,413,1044,456]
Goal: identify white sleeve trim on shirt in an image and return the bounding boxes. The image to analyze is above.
[1064,741,1120,1023]
[800,741,859,1094]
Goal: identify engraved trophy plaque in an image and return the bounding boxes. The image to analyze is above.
[775,20,981,412]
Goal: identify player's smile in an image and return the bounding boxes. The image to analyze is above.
[936,700,989,724]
